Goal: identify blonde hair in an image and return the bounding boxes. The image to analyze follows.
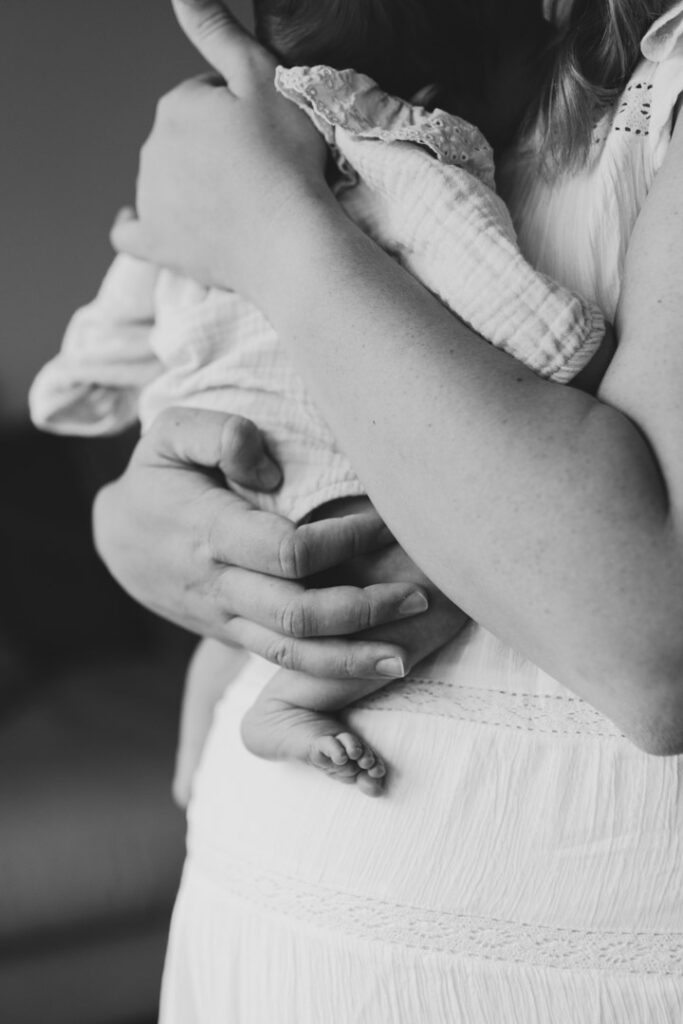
[537,0,671,173]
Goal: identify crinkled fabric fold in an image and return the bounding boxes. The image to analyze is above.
[275,64,496,188]
[276,65,606,383]
[28,255,163,436]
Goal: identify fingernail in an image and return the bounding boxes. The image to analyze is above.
[256,458,281,490]
[398,592,429,616]
[375,657,405,678]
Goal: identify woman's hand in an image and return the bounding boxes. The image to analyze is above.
[93,407,435,680]
[112,0,329,298]
[309,498,470,669]
[330,547,470,670]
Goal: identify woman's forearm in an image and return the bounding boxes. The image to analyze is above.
[256,197,683,751]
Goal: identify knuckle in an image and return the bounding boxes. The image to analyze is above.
[266,638,296,670]
[355,596,374,632]
[338,650,361,678]
[208,572,230,614]
[279,598,309,639]
[196,10,228,40]
[343,520,363,560]
[204,503,227,565]
[277,530,307,579]
[149,405,181,438]
[143,408,181,456]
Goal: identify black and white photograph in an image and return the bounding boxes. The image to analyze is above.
[3,1,683,1021]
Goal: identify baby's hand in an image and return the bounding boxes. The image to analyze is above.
[310,497,469,673]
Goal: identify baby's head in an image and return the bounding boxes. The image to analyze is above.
[253,0,492,108]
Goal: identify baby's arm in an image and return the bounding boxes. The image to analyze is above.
[29,253,162,436]
[173,639,249,808]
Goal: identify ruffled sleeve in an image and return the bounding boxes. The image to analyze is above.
[275,65,605,383]
[275,65,495,189]
[641,0,683,169]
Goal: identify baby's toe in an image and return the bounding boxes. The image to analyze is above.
[313,735,349,767]
[367,760,386,779]
[356,771,385,798]
[336,732,365,762]
[357,748,379,771]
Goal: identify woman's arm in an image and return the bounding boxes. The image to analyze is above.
[114,4,683,751]
[253,183,683,751]
[262,145,683,753]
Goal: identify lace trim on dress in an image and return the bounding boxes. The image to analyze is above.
[586,5,683,152]
[192,847,683,975]
[591,81,653,148]
[352,677,623,739]
[275,64,495,189]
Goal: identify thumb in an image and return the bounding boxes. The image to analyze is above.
[171,0,275,92]
[144,407,283,492]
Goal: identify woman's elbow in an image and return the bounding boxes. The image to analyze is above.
[585,588,683,755]
[619,659,683,757]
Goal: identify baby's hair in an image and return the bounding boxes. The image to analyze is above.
[537,0,671,173]
[254,0,494,109]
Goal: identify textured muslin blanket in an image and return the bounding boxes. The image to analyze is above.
[30,66,604,521]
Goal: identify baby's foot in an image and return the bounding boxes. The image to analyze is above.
[241,701,387,797]
[308,731,387,797]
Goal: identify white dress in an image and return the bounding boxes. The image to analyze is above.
[159,8,683,1022]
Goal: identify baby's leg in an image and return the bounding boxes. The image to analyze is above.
[241,670,391,797]
[173,639,249,808]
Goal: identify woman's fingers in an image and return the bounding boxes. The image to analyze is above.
[214,569,429,637]
[311,534,471,672]
[207,502,394,579]
[171,0,275,93]
[222,618,408,680]
[358,596,470,672]
[93,414,414,668]
[142,406,282,490]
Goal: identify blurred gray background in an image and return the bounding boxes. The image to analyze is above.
[0,5,254,1024]
[1,0,252,421]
